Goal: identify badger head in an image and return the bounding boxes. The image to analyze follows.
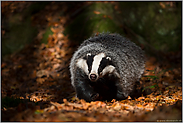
[76,53,120,82]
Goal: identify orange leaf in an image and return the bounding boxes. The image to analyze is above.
[93,11,100,14]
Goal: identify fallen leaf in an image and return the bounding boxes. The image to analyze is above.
[93,11,100,14]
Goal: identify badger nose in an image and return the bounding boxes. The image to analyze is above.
[90,74,97,81]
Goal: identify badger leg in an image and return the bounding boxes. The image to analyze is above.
[74,79,99,102]
[115,82,128,100]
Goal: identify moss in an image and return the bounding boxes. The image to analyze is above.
[64,2,124,43]
[2,97,23,108]
[118,2,181,52]
[2,2,49,58]
[2,16,38,57]
[41,27,54,44]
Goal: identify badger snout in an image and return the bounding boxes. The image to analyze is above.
[89,73,98,81]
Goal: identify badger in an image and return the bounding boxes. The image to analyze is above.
[70,33,145,102]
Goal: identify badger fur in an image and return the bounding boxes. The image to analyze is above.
[70,33,145,102]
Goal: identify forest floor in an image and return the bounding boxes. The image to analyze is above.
[1,2,182,122]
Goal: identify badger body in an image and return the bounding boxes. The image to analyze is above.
[70,33,145,102]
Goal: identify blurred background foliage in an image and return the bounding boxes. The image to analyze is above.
[1,1,182,59]
[2,2,50,57]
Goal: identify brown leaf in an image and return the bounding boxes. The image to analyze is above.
[57,33,64,39]
[113,103,121,111]
[93,11,100,14]
[52,63,61,70]
[36,70,49,78]
[63,98,68,104]
[128,96,132,100]
[36,78,45,84]
[137,96,145,101]
[80,99,90,110]
[159,2,166,8]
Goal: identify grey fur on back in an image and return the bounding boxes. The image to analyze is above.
[70,33,145,98]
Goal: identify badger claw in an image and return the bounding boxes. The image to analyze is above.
[91,93,99,101]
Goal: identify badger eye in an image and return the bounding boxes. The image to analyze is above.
[88,66,92,71]
[98,67,103,73]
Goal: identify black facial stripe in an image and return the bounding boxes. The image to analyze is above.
[98,57,112,74]
[86,55,94,73]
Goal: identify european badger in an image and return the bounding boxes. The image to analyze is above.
[70,33,145,102]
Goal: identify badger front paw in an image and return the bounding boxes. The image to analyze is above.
[116,90,127,100]
[76,87,99,102]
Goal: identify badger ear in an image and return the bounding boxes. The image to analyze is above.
[86,53,91,59]
[87,53,91,56]
[106,57,111,61]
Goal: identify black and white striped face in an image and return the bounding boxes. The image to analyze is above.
[76,53,116,82]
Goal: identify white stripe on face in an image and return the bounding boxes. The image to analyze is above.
[76,59,89,75]
[100,65,120,78]
[90,53,105,75]
[100,65,115,76]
